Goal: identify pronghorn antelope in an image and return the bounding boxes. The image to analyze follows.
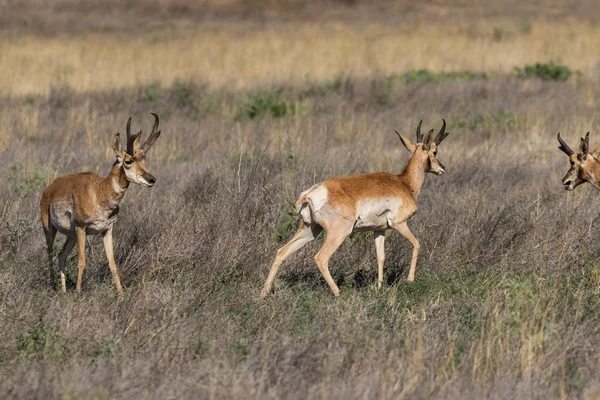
[557,132,600,191]
[40,113,162,295]
[260,120,450,298]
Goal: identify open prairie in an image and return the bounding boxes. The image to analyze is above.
[2,1,600,398]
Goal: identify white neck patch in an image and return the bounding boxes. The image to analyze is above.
[112,177,125,195]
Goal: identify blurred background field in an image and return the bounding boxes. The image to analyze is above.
[3,1,600,399]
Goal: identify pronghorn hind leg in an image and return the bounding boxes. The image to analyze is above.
[75,226,87,293]
[44,225,57,288]
[394,222,420,282]
[260,223,322,299]
[57,235,77,293]
[314,221,353,297]
[374,230,385,288]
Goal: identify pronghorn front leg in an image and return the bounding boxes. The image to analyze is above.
[102,226,123,296]
[394,222,420,281]
[75,226,87,292]
[374,231,385,288]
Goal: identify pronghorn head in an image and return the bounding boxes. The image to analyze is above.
[396,119,450,175]
[112,113,162,187]
[557,132,600,191]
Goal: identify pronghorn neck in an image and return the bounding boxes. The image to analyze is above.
[587,156,600,190]
[103,161,130,205]
[399,152,428,199]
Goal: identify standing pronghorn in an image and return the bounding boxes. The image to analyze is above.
[40,113,162,295]
[260,120,450,298]
[557,132,600,191]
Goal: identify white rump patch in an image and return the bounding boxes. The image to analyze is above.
[306,185,328,212]
[50,197,75,233]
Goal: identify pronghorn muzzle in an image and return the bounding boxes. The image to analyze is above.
[141,172,156,187]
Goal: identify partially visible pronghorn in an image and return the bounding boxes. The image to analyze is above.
[41,113,162,295]
[260,120,450,298]
[557,132,600,191]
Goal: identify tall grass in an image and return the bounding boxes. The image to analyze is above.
[2,2,600,398]
[1,73,600,398]
[1,19,600,96]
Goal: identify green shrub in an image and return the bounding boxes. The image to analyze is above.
[141,82,164,102]
[450,111,523,133]
[299,75,354,99]
[6,162,55,195]
[171,78,195,108]
[274,196,300,242]
[513,60,577,81]
[239,88,295,120]
[493,26,505,41]
[24,93,40,105]
[403,69,487,83]
[17,318,74,362]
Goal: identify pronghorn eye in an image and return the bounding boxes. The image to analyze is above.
[124,159,133,166]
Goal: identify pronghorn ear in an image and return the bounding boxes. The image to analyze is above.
[395,131,416,153]
[422,129,434,151]
[112,133,124,161]
[579,133,589,161]
[133,132,142,152]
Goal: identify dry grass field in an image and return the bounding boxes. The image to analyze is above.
[2,1,600,399]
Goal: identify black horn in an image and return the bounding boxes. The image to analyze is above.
[415,120,423,143]
[557,133,574,156]
[139,113,161,154]
[125,117,140,155]
[433,119,449,146]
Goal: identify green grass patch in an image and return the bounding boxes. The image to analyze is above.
[172,78,195,108]
[299,75,354,98]
[402,69,487,84]
[513,60,580,81]
[237,88,296,120]
[17,318,74,362]
[140,81,164,102]
[450,111,524,133]
[6,162,56,195]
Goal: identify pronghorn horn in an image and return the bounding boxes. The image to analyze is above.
[557,133,574,156]
[125,117,141,155]
[433,119,449,146]
[415,120,423,143]
[126,117,142,156]
[139,113,161,154]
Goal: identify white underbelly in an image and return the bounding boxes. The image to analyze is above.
[50,199,117,235]
[353,198,403,231]
[86,216,117,234]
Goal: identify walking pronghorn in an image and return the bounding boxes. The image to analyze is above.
[40,113,162,295]
[260,120,451,298]
[557,132,600,191]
